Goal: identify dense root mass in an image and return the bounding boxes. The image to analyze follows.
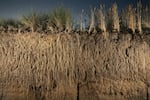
[0,32,150,100]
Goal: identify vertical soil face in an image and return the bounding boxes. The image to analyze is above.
[0,33,150,100]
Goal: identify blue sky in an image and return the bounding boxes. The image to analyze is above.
[0,0,148,19]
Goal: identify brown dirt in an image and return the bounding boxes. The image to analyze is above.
[0,32,150,100]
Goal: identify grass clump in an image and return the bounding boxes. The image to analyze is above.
[47,6,73,33]
[20,11,41,33]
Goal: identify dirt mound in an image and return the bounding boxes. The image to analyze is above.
[0,33,150,100]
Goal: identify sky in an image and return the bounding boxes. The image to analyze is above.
[0,0,148,19]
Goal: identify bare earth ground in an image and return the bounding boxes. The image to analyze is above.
[0,32,150,100]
